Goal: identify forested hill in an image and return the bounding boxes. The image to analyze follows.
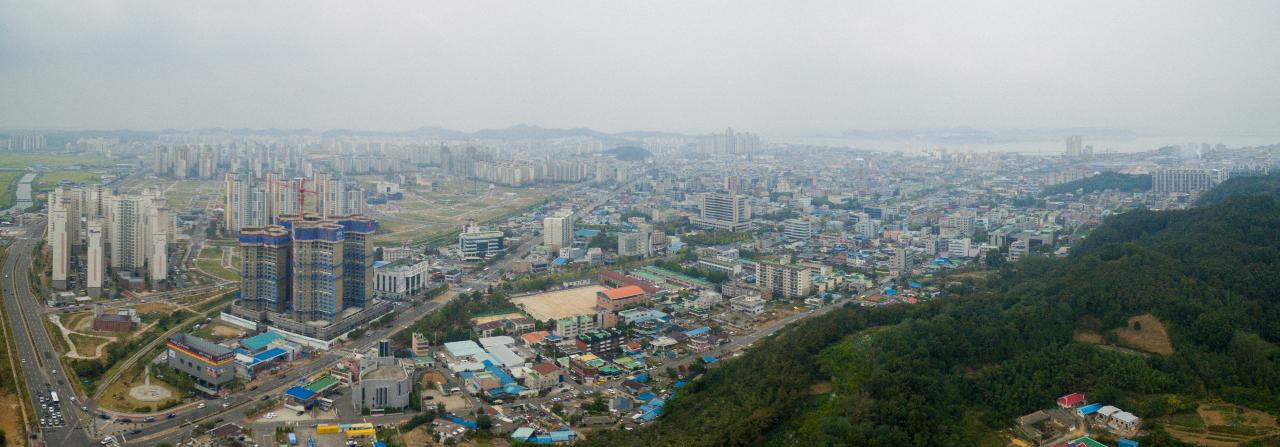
[1196,172,1280,205]
[1042,172,1151,196]
[581,189,1280,446]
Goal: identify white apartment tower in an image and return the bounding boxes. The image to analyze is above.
[86,219,104,297]
[49,206,70,289]
[543,212,574,251]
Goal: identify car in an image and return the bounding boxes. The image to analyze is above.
[221,403,229,408]
[119,418,132,423]
[260,395,270,401]
[144,416,155,422]
[99,413,110,420]
[196,403,206,409]
[51,369,57,375]
[166,413,176,419]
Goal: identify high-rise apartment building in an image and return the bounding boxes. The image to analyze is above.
[86,219,104,297]
[336,216,375,310]
[1152,168,1218,194]
[49,206,70,289]
[543,212,574,251]
[238,225,292,313]
[1065,135,1083,158]
[692,192,751,232]
[288,218,345,322]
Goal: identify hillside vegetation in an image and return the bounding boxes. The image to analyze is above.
[1042,172,1151,196]
[582,184,1280,446]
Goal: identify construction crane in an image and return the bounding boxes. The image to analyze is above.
[273,178,319,214]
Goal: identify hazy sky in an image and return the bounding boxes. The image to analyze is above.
[1,1,1278,135]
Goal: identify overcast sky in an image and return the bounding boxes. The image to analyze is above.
[1,1,1278,136]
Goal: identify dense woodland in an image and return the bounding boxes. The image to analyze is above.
[581,175,1280,447]
[1042,172,1152,196]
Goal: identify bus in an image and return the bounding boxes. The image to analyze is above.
[50,392,59,404]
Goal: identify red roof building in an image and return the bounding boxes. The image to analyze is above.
[1057,392,1086,408]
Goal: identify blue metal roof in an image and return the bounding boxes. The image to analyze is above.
[241,332,284,351]
[285,386,315,401]
[1077,403,1104,415]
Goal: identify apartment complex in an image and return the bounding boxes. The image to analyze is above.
[239,214,377,323]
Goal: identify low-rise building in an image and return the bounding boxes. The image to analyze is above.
[166,333,236,395]
[596,285,649,328]
[353,340,412,412]
[731,294,766,315]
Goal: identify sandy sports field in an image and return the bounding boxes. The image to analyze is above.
[511,285,605,321]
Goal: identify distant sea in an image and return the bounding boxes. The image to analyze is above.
[775,134,1280,155]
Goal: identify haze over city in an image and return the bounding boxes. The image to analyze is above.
[2,1,1279,139]
[1,2,1280,447]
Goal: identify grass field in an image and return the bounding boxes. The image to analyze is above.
[1162,403,1279,446]
[196,246,239,282]
[0,153,114,169]
[367,175,560,246]
[69,332,113,358]
[1114,314,1174,355]
[33,170,103,189]
[0,171,22,211]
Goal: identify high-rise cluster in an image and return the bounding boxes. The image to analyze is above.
[237,214,376,323]
[224,172,365,233]
[47,185,172,295]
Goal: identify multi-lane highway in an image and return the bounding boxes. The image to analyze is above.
[2,220,95,446]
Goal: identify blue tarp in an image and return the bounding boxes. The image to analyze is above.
[672,380,686,388]
[701,355,717,364]
[447,417,478,429]
[1077,403,1103,415]
[632,373,650,383]
[483,360,516,385]
[883,288,897,295]
[552,258,569,266]
[636,392,656,402]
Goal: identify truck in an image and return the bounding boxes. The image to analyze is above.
[50,392,59,404]
[287,433,298,445]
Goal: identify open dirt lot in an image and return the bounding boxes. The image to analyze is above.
[1114,314,1174,355]
[0,393,22,446]
[471,312,526,325]
[511,286,605,321]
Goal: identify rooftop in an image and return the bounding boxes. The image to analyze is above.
[602,285,645,300]
[363,364,408,381]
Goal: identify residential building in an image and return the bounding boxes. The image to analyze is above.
[784,218,812,242]
[86,219,104,297]
[1152,168,1217,193]
[543,213,574,252]
[239,225,292,313]
[555,315,597,338]
[286,216,346,322]
[756,259,814,299]
[336,216,376,309]
[617,231,652,257]
[731,294,766,315]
